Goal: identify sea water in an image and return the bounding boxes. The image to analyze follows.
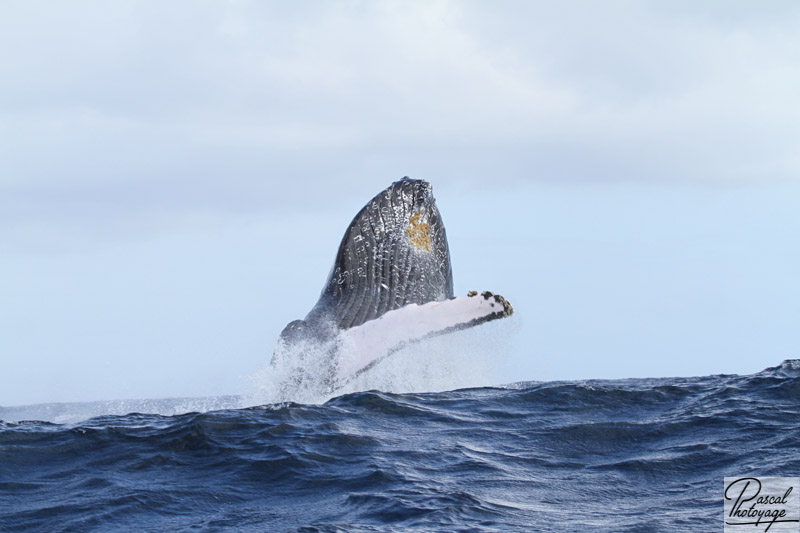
[1,358,798,532]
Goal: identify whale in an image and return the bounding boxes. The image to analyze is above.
[273,177,513,391]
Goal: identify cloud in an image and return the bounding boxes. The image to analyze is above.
[1,1,799,247]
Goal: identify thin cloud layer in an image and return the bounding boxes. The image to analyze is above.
[1,1,799,242]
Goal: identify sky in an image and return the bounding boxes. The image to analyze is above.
[2,1,799,406]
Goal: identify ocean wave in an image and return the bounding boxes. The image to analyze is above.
[1,360,798,531]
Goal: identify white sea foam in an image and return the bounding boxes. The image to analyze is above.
[0,395,244,425]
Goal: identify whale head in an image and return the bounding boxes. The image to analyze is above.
[271,177,512,394]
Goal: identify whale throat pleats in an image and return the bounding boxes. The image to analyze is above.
[313,178,454,330]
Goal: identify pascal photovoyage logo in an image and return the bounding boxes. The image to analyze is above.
[724,477,800,532]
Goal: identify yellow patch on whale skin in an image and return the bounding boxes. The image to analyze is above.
[406,210,433,252]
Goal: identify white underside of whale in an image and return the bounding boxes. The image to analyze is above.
[335,292,511,381]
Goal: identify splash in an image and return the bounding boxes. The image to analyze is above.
[244,318,519,406]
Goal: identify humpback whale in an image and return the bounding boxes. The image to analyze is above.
[274,177,513,391]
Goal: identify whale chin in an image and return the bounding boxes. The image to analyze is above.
[274,177,513,390]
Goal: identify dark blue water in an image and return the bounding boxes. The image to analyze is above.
[2,360,798,532]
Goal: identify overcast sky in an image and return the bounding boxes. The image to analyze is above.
[2,1,799,406]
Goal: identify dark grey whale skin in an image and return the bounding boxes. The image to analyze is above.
[280,177,454,344]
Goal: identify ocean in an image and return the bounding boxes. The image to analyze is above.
[1,359,798,532]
